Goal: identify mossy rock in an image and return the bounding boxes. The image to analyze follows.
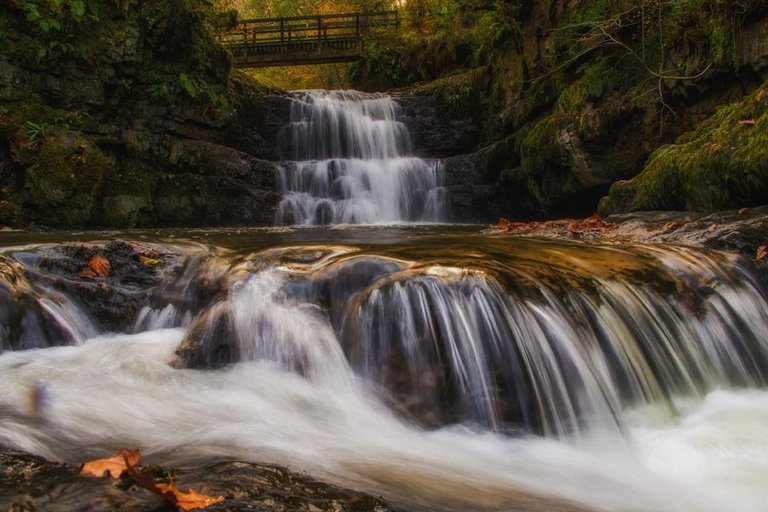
[600,82,768,214]
[22,130,110,228]
[98,159,159,227]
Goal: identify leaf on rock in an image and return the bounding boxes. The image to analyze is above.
[156,484,226,511]
[80,448,142,479]
[126,458,224,510]
[138,255,161,266]
[78,268,98,279]
[757,246,767,261]
[88,253,111,277]
[662,220,684,231]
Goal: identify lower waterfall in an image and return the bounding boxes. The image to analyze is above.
[1,227,767,511]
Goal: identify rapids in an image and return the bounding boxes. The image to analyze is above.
[1,225,768,511]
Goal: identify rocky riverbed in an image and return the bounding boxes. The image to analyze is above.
[0,450,398,512]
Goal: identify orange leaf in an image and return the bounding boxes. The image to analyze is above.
[88,253,111,277]
[662,220,684,231]
[78,268,98,279]
[156,483,225,511]
[126,458,224,510]
[80,449,142,479]
[757,246,767,261]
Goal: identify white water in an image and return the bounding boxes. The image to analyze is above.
[3,233,768,510]
[275,91,448,225]
[1,329,765,512]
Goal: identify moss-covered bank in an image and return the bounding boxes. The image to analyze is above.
[362,0,768,219]
[0,0,289,229]
[601,83,768,213]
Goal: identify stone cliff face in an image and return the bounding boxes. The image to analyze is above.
[0,1,291,229]
[390,0,768,222]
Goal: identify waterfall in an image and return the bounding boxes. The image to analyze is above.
[2,230,768,511]
[275,91,448,225]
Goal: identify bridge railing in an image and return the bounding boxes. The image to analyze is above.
[218,11,399,50]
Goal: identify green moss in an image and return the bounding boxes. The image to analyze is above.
[516,114,584,208]
[411,68,486,118]
[98,159,159,227]
[21,130,110,227]
[601,83,768,214]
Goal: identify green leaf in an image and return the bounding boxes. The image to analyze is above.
[87,0,100,19]
[71,0,86,21]
[587,76,603,99]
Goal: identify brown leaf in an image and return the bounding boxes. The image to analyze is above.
[739,207,750,215]
[757,246,767,261]
[80,449,142,479]
[88,254,111,277]
[662,220,684,231]
[126,456,224,510]
[756,90,765,103]
[738,119,756,126]
[78,268,98,279]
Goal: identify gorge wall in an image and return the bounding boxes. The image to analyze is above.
[369,0,768,222]
[0,0,291,229]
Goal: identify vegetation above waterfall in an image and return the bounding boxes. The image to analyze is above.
[2,0,768,228]
[349,0,768,217]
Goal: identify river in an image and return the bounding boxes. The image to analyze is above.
[1,91,767,511]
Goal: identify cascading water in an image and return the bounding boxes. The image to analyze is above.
[275,91,448,225]
[2,228,768,511]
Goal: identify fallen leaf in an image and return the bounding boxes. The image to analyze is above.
[756,90,765,103]
[126,456,224,510]
[156,484,226,511]
[662,220,684,231]
[739,207,749,215]
[88,253,111,277]
[757,246,767,261]
[78,268,98,279]
[138,255,161,266]
[80,449,142,479]
[738,119,756,126]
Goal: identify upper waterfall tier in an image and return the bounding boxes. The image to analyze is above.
[275,91,448,225]
[279,90,413,161]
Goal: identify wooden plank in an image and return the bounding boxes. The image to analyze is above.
[218,10,398,69]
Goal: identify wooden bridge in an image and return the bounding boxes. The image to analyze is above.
[218,11,400,68]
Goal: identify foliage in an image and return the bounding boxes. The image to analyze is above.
[82,449,224,510]
[600,84,768,214]
[353,0,523,89]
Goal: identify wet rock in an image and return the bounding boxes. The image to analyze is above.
[2,241,186,340]
[394,92,482,158]
[0,255,74,351]
[174,302,237,369]
[0,450,399,512]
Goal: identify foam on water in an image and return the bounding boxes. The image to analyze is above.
[2,329,757,512]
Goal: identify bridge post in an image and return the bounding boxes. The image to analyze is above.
[356,14,361,51]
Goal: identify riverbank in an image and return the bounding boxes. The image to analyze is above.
[0,449,399,511]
